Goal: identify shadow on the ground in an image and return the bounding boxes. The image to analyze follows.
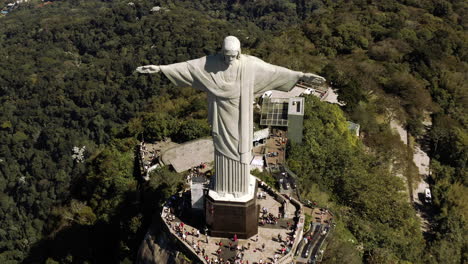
[23,190,151,264]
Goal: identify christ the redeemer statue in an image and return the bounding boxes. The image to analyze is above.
[137,36,325,198]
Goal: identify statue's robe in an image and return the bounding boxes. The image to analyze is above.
[160,54,302,197]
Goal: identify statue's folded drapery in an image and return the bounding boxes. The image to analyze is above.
[160,54,302,197]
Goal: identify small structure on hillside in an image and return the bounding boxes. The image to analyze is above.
[161,138,214,173]
[347,121,360,137]
[250,155,265,171]
[252,127,270,146]
[150,6,161,12]
[260,97,304,144]
[288,97,305,143]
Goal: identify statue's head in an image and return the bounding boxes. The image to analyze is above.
[222,36,241,65]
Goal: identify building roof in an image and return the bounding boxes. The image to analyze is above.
[250,155,264,167]
[253,128,270,141]
[260,98,289,127]
[161,138,214,173]
[268,86,306,99]
[260,97,304,127]
[321,88,345,106]
[347,121,360,136]
[288,97,304,116]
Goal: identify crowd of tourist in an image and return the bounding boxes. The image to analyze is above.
[139,142,160,169]
[158,180,302,264]
[186,163,211,183]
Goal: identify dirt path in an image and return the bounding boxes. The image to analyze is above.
[390,120,408,145]
[412,146,432,232]
[389,120,410,198]
[390,120,432,232]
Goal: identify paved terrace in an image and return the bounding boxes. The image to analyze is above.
[161,182,304,264]
[264,129,287,169]
[161,138,214,173]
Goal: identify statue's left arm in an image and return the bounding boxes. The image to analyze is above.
[250,57,326,95]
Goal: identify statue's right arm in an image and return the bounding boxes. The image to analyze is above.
[136,65,161,74]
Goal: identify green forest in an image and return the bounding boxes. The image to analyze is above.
[0,0,466,263]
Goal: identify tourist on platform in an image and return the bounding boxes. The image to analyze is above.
[281,247,286,254]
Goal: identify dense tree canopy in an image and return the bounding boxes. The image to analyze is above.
[288,96,424,262]
[0,0,465,263]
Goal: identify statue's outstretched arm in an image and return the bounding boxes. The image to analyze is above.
[136,65,161,74]
[301,72,326,85]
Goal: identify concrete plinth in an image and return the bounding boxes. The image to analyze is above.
[205,176,258,239]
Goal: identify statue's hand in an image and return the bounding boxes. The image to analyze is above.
[136,65,161,74]
[302,73,326,85]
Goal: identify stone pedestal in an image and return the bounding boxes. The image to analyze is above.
[205,176,258,239]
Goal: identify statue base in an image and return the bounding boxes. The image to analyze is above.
[205,176,258,239]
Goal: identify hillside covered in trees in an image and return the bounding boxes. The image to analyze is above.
[0,0,466,263]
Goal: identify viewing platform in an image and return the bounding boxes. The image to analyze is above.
[159,180,305,264]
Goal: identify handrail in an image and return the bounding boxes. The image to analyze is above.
[160,207,207,264]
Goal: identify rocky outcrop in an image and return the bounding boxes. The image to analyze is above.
[137,218,192,264]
